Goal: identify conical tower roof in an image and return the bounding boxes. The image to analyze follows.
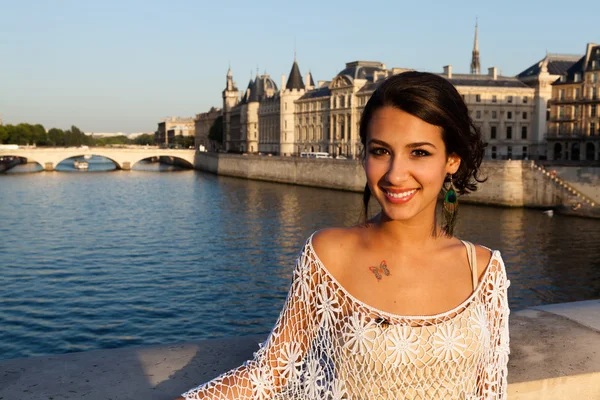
[248,75,260,103]
[286,60,305,90]
[308,71,315,87]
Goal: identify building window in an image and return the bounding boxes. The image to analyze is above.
[491,126,497,139]
[522,112,527,119]
[523,96,528,104]
[507,96,513,103]
[593,87,598,100]
[507,126,512,139]
[476,110,481,119]
[491,146,497,159]
[560,89,565,100]
[492,95,497,103]
[492,111,497,119]
[521,126,527,139]
[592,104,597,117]
[576,88,581,99]
[574,73,581,82]
[593,73,598,83]
[559,106,565,118]
[591,123,597,135]
[507,146,513,159]
[523,146,528,159]
[476,94,481,103]
[507,111,512,119]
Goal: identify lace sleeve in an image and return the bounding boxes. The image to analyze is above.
[480,253,511,399]
[182,239,320,400]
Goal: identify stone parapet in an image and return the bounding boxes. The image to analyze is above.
[1,300,599,399]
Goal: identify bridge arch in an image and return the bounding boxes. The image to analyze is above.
[55,154,122,169]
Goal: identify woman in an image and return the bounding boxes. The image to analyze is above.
[177,71,510,399]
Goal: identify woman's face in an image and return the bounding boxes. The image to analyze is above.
[364,106,460,224]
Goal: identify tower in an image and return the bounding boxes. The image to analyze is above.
[222,67,239,151]
[470,21,480,75]
[280,56,306,156]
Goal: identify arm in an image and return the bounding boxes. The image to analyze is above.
[480,253,511,399]
[180,239,321,400]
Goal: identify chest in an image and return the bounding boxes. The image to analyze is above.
[337,258,476,316]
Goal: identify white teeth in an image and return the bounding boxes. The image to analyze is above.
[385,189,417,198]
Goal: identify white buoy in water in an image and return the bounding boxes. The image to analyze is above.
[542,210,554,217]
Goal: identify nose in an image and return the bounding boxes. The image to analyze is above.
[385,155,409,185]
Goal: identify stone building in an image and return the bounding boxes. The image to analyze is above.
[547,43,600,161]
[441,66,536,160]
[156,117,195,145]
[517,54,580,159]
[219,24,555,161]
[194,107,221,151]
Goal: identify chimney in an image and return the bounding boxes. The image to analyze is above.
[281,74,286,91]
[443,65,452,78]
[488,67,497,80]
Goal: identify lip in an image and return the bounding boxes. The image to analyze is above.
[381,188,419,204]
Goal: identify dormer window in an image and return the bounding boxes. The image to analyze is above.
[560,75,566,82]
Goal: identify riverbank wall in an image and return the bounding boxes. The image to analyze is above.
[1,300,598,399]
[193,153,599,217]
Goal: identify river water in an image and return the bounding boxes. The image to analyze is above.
[1,158,599,360]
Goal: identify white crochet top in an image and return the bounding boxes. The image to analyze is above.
[183,233,510,399]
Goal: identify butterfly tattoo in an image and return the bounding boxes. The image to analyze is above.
[369,260,390,281]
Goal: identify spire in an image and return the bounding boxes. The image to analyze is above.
[286,59,305,90]
[470,19,480,75]
[308,71,315,87]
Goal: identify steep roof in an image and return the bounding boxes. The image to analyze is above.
[308,72,315,87]
[286,61,305,90]
[445,73,529,88]
[517,54,581,79]
[298,86,331,100]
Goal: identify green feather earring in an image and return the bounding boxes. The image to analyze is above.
[443,174,459,236]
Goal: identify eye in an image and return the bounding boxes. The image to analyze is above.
[369,147,390,156]
[411,149,431,157]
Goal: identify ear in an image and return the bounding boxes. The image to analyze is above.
[446,153,461,175]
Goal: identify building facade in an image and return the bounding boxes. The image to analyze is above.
[217,26,566,161]
[194,107,222,151]
[156,117,195,146]
[517,53,580,159]
[547,43,600,161]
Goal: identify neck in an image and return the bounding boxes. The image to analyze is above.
[370,208,443,251]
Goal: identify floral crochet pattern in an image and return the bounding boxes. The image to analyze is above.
[182,233,510,399]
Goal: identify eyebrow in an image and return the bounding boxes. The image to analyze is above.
[367,139,437,149]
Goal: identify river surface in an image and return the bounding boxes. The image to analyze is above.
[1,159,599,360]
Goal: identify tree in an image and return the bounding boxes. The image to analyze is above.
[0,125,8,143]
[48,128,65,146]
[133,133,155,146]
[208,116,223,144]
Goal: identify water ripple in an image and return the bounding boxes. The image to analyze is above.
[0,170,599,360]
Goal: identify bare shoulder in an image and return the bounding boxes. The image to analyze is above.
[311,227,363,274]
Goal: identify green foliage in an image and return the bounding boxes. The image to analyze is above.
[133,133,155,145]
[172,134,194,148]
[208,115,223,144]
[0,123,156,147]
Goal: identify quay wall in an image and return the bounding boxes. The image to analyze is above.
[1,300,599,400]
[193,153,597,212]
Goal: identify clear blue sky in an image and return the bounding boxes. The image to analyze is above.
[0,0,598,133]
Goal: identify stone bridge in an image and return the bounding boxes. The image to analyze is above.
[0,147,196,171]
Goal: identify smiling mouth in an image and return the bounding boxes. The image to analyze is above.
[383,189,418,199]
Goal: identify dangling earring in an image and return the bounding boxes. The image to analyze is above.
[443,174,459,236]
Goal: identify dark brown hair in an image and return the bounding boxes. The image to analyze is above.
[359,71,486,231]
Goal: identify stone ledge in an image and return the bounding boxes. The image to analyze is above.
[1,301,599,400]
